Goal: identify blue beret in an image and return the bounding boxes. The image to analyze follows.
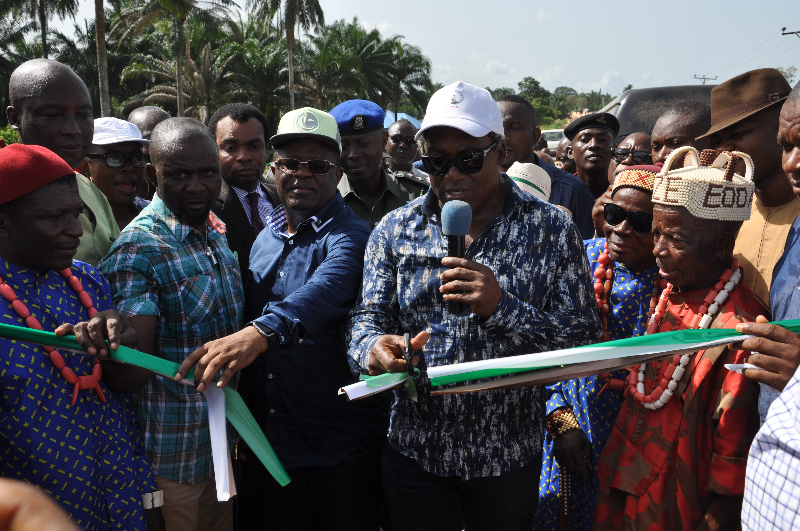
[329,100,385,135]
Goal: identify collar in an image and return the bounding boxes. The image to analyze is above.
[0,258,46,286]
[231,183,267,202]
[420,173,530,222]
[340,168,398,200]
[150,194,226,243]
[266,192,345,238]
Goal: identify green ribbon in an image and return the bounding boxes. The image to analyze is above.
[0,322,290,486]
[359,372,418,398]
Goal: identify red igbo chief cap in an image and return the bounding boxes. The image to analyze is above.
[0,144,75,206]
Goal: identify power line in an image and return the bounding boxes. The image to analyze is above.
[713,31,779,75]
[782,27,800,39]
[756,38,800,68]
[716,34,794,75]
[694,75,717,85]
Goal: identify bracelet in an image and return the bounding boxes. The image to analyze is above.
[547,408,581,438]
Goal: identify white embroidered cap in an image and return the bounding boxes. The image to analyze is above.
[506,162,551,201]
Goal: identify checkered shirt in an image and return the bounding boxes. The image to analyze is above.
[742,363,800,530]
[99,195,244,484]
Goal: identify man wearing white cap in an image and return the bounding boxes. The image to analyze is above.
[80,118,151,231]
[345,81,601,530]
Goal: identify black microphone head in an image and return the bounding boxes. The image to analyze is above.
[441,200,472,236]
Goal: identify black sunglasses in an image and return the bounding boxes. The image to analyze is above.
[276,158,336,176]
[86,152,147,168]
[389,135,416,147]
[611,148,652,164]
[603,203,653,234]
[421,142,497,177]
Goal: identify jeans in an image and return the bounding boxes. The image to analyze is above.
[266,436,384,531]
[382,445,542,531]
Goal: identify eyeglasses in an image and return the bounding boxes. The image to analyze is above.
[421,142,497,177]
[86,152,147,168]
[389,135,416,147]
[603,203,653,234]
[611,148,652,164]
[276,158,336,176]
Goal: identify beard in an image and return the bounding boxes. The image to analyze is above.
[175,199,212,228]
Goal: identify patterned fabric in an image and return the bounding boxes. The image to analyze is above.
[231,183,274,228]
[99,195,244,484]
[594,283,763,531]
[346,176,602,480]
[611,167,657,195]
[742,363,800,530]
[536,238,659,531]
[0,259,156,531]
[264,204,294,239]
[133,197,150,212]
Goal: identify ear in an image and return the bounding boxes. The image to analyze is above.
[533,127,541,143]
[6,106,19,130]
[144,164,157,187]
[715,231,737,262]
[496,139,507,167]
[78,159,91,177]
[566,146,574,160]
[336,166,343,184]
[383,130,389,148]
[0,211,14,240]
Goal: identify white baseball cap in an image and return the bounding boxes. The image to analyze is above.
[92,117,149,146]
[416,81,504,141]
[506,162,551,202]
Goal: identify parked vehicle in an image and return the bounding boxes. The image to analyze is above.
[541,129,564,154]
[599,85,715,144]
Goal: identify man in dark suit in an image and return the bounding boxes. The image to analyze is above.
[209,104,279,277]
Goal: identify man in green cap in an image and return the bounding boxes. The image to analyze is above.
[330,99,428,229]
[175,107,390,531]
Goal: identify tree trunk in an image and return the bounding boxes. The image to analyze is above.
[175,19,185,117]
[94,0,111,117]
[287,25,295,110]
[38,0,48,58]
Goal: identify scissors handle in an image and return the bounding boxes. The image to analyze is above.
[403,332,420,378]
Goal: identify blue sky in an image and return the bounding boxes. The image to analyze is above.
[55,0,800,95]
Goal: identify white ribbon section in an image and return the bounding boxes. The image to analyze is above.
[205,385,237,501]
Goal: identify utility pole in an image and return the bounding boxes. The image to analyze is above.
[694,75,717,85]
[782,27,800,39]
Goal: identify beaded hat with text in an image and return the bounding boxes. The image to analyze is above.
[611,165,660,197]
[652,146,754,221]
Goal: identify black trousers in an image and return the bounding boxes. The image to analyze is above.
[265,436,384,531]
[382,445,542,531]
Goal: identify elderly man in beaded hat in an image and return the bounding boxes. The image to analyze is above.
[593,146,765,531]
[0,144,160,530]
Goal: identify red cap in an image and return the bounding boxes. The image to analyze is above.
[0,144,76,206]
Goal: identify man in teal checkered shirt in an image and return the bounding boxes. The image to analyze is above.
[100,118,244,531]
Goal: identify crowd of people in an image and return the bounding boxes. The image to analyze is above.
[1,56,800,531]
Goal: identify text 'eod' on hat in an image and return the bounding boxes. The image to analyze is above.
[416,81,504,141]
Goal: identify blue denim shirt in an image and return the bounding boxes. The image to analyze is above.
[346,176,602,479]
[249,192,391,469]
[533,153,596,240]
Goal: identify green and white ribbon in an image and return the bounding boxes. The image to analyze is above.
[0,322,291,493]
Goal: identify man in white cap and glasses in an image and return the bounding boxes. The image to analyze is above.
[344,81,601,530]
[79,117,151,231]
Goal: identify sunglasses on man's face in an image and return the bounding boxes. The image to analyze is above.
[276,158,336,176]
[611,148,652,164]
[389,135,416,147]
[86,152,147,168]
[421,142,497,177]
[603,202,653,234]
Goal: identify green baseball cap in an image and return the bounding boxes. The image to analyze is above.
[270,107,342,154]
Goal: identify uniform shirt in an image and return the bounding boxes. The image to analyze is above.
[248,192,389,469]
[337,168,428,229]
[0,259,156,531]
[347,177,601,480]
[742,362,800,530]
[75,173,120,266]
[733,194,800,309]
[99,196,244,484]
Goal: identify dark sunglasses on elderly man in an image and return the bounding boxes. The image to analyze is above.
[603,203,653,234]
[421,142,497,177]
[86,152,147,168]
[389,134,416,147]
[611,148,652,164]
[276,158,336,176]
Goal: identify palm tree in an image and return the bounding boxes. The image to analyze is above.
[296,28,362,110]
[0,0,79,58]
[94,0,110,116]
[111,0,235,116]
[247,0,324,110]
[0,15,33,123]
[387,40,431,118]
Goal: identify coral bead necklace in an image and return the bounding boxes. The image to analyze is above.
[627,258,741,411]
[0,269,106,406]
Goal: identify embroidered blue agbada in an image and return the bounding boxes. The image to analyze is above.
[0,259,156,531]
[536,238,658,531]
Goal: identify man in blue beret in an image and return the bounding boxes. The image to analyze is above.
[564,112,619,199]
[331,100,429,229]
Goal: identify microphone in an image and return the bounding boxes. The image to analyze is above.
[441,200,472,314]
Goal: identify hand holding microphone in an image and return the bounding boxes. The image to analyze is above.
[440,200,502,318]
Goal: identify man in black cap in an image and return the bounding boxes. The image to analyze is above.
[497,94,596,238]
[564,112,619,199]
[330,100,428,229]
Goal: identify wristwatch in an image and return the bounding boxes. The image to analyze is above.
[250,322,279,351]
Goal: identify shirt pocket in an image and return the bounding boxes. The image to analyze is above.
[176,274,218,325]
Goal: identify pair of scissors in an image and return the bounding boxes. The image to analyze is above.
[402,332,421,379]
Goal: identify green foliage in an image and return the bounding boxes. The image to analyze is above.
[518,76,550,101]
[486,87,515,99]
[777,66,797,85]
[0,124,18,145]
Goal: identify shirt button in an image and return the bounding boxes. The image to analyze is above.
[279,271,285,277]
[299,338,303,344]
[268,373,273,379]
[289,240,294,245]
[269,409,276,414]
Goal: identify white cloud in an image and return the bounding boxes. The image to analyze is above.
[485,60,511,75]
[376,22,392,33]
[359,20,392,34]
[536,11,553,24]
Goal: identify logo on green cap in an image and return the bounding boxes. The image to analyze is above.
[295,111,320,132]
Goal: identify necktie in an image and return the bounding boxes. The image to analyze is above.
[247,192,264,235]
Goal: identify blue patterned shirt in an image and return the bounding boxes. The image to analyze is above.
[99,196,244,484]
[346,177,602,480]
[0,259,156,531]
